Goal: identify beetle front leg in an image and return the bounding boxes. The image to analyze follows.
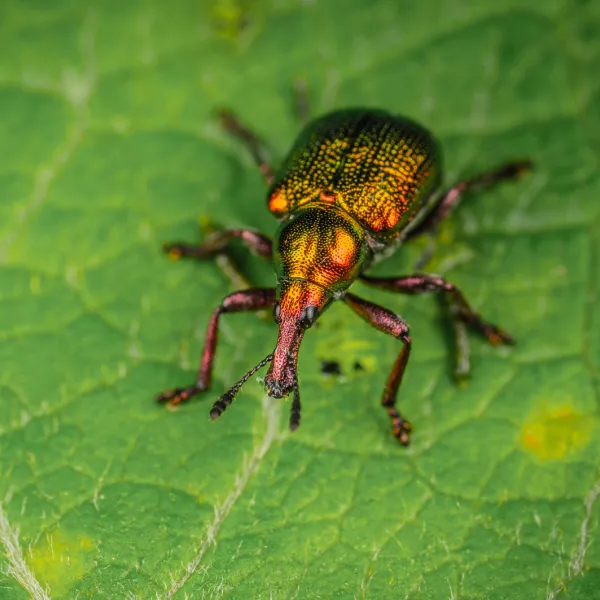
[164,229,272,262]
[406,159,532,241]
[360,274,513,380]
[156,288,276,405]
[344,293,413,445]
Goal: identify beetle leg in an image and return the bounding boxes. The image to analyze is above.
[360,274,514,380]
[163,229,272,261]
[344,293,413,445]
[406,159,533,240]
[156,288,276,406]
[218,109,275,185]
[293,76,310,125]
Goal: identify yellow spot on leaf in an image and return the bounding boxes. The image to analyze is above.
[521,405,594,461]
[28,530,95,595]
[211,0,252,42]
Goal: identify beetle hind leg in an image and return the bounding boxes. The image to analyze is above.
[406,159,533,241]
[292,76,310,125]
[218,110,275,185]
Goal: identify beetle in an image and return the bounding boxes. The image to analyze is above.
[157,108,531,444]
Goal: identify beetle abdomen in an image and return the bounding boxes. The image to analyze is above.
[268,109,441,242]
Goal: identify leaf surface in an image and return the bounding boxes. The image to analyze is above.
[0,1,599,598]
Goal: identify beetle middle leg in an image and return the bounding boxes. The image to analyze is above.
[344,293,413,445]
[406,159,533,241]
[163,229,272,261]
[292,76,310,125]
[156,288,276,406]
[360,274,513,380]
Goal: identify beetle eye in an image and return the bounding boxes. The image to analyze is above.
[300,305,318,328]
[273,302,281,323]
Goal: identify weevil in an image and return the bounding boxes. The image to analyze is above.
[157,108,531,444]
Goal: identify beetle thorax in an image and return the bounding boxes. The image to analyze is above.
[273,204,367,294]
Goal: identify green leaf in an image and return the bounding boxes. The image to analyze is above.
[1,1,599,598]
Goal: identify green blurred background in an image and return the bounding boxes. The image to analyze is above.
[0,1,599,598]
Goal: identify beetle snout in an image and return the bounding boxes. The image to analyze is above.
[265,343,301,399]
[265,316,305,399]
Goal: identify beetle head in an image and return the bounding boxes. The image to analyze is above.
[215,206,368,411]
[264,205,367,400]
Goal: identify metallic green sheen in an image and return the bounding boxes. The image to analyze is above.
[268,109,442,250]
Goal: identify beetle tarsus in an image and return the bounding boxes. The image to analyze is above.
[459,315,515,346]
[384,402,413,445]
[498,159,533,180]
[162,241,212,260]
[393,418,413,446]
[482,325,514,346]
[468,159,533,190]
[156,385,204,406]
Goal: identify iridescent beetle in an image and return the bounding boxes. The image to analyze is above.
[157,109,531,444]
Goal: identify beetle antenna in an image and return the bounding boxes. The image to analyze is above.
[210,352,274,421]
[287,351,301,432]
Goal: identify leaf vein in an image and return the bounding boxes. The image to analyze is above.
[0,502,51,600]
[160,395,283,599]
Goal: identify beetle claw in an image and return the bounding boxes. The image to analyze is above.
[163,242,197,261]
[506,159,533,179]
[485,326,515,346]
[161,242,184,260]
